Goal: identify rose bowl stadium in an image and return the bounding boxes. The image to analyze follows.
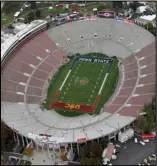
[1,18,155,155]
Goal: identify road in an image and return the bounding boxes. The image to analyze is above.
[111,137,155,165]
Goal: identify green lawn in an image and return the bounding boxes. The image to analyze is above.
[94,57,119,114]
[58,61,109,105]
[45,53,119,117]
[1,2,25,27]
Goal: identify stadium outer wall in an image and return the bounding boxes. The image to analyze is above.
[1,21,137,153]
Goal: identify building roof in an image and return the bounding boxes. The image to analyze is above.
[140,14,156,21]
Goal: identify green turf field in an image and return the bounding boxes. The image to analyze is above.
[57,61,109,105]
[45,53,119,117]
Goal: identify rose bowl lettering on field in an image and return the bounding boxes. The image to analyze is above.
[78,57,111,64]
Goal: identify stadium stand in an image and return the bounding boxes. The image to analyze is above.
[1,18,155,144]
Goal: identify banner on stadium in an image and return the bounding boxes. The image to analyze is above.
[77,137,86,142]
[28,133,65,144]
[78,57,112,64]
[98,11,115,18]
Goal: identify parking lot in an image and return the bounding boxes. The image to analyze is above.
[111,137,155,165]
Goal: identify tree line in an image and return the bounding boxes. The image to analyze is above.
[137,96,156,134]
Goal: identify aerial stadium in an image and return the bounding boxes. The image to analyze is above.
[1,16,155,159]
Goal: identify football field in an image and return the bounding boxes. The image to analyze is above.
[58,62,109,105]
[50,56,113,113]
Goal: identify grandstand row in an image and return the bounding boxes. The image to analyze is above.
[1,18,155,147]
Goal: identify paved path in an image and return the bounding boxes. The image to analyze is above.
[111,137,155,165]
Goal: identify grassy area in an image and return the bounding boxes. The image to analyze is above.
[45,53,119,117]
[58,61,108,105]
[44,60,72,109]
[1,12,14,26]
[1,2,113,27]
[77,2,112,14]
[1,2,69,26]
[1,2,25,27]
[22,7,70,20]
[94,57,119,114]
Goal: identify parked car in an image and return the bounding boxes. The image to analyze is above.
[143,139,149,143]
[139,141,145,145]
[134,138,138,143]
[151,154,156,161]
[78,4,86,7]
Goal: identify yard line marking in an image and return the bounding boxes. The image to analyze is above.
[98,73,108,95]
[59,70,72,90]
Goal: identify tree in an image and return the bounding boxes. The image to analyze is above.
[129,2,141,11]
[28,2,37,10]
[137,101,155,134]
[3,2,22,13]
[27,11,35,23]
[1,122,12,151]
[80,157,101,165]
[79,145,88,158]
[80,142,103,165]
[97,4,106,11]
[145,23,153,31]
[35,9,41,19]
[25,161,32,165]
[79,13,84,17]
[88,142,103,157]
[19,160,25,165]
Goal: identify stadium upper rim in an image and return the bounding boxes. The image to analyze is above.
[1,18,155,144]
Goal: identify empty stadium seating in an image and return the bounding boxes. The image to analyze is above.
[1,18,155,142]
